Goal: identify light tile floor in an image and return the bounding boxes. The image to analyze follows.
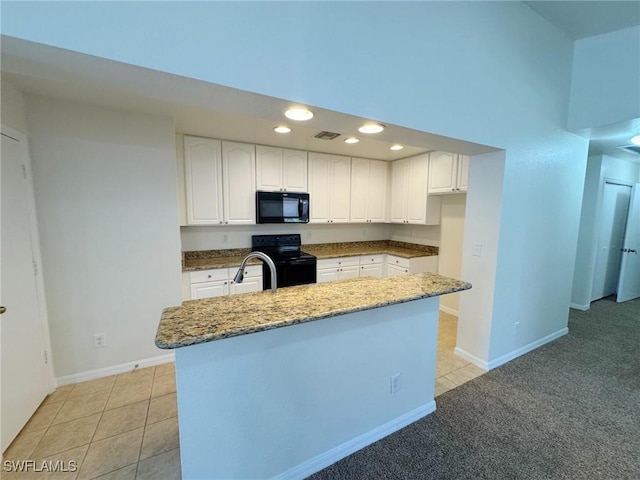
[2,363,181,480]
[434,312,486,397]
[3,313,481,479]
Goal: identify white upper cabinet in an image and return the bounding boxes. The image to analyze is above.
[222,141,256,225]
[183,136,255,226]
[350,158,388,223]
[256,145,307,192]
[308,152,351,223]
[428,151,469,194]
[184,136,224,225]
[390,154,441,225]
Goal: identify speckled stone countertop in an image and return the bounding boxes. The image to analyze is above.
[182,240,438,271]
[156,273,470,349]
[303,240,438,260]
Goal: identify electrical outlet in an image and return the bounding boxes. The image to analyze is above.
[472,242,483,257]
[222,234,228,243]
[390,373,402,395]
[93,333,106,348]
[514,322,520,335]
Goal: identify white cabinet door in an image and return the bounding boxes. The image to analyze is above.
[256,145,283,192]
[406,154,429,224]
[184,136,224,225]
[256,147,307,192]
[339,265,360,280]
[390,159,409,223]
[230,265,263,294]
[222,141,256,225]
[308,152,331,223]
[350,158,388,223]
[330,155,351,223]
[190,280,229,299]
[368,159,388,222]
[282,149,308,192]
[317,268,340,283]
[360,263,383,278]
[428,151,457,194]
[230,276,262,295]
[429,152,469,194]
[457,155,469,192]
[350,157,369,223]
[387,264,409,277]
[309,153,350,223]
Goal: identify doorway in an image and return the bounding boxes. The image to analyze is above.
[591,181,632,302]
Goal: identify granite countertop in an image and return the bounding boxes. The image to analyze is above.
[156,273,470,349]
[182,240,438,271]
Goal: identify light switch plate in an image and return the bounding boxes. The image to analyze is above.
[472,243,482,257]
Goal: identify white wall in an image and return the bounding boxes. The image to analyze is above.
[1,77,28,133]
[571,155,640,308]
[176,298,439,479]
[437,195,467,315]
[569,26,640,131]
[25,96,183,379]
[3,1,589,369]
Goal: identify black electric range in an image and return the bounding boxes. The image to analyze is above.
[251,234,317,290]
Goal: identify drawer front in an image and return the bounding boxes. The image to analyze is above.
[240,265,262,278]
[360,254,384,265]
[386,255,410,269]
[190,268,228,284]
[317,256,360,270]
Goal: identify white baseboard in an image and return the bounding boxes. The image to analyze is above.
[453,347,489,370]
[455,327,569,372]
[439,305,459,317]
[275,401,437,480]
[56,352,175,387]
[487,327,568,370]
[570,302,590,311]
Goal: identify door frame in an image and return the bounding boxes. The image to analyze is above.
[587,177,635,304]
[1,124,56,447]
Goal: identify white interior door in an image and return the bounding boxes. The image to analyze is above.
[617,183,640,303]
[591,182,631,301]
[1,130,51,452]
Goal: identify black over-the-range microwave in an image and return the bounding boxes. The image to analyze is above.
[256,191,310,224]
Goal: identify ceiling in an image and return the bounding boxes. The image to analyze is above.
[0,36,494,162]
[524,1,640,39]
[2,0,640,163]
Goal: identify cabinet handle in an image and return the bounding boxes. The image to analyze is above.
[224,281,228,285]
[219,221,223,224]
[0,306,6,315]
[207,275,212,278]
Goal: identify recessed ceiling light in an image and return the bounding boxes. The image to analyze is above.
[390,144,404,151]
[274,126,291,134]
[631,135,640,146]
[358,123,385,134]
[284,107,314,121]
[344,137,360,144]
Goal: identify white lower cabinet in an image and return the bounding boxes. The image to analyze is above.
[385,254,439,277]
[189,265,262,300]
[317,257,361,283]
[359,254,384,278]
[317,253,438,283]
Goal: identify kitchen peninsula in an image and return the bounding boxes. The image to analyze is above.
[156,273,470,479]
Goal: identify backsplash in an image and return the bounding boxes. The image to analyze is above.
[180,223,440,251]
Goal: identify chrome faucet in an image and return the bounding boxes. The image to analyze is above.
[233,251,277,293]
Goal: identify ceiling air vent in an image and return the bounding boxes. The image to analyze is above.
[314,131,341,141]
[618,145,640,155]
